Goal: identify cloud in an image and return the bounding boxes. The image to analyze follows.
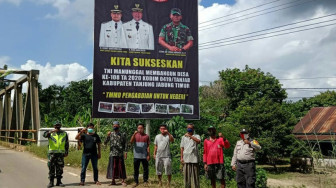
[198,0,336,99]
[0,0,21,6]
[0,56,11,68]
[32,0,93,33]
[16,60,91,89]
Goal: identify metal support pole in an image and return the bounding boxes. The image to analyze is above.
[29,70,40,141]
[145,119,150,138]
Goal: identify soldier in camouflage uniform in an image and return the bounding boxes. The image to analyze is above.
[159,8,194,52]
[43,122,69,188]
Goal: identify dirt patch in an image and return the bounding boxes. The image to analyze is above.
[268,172,336,188]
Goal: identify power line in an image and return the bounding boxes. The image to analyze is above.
[199,22,336,50]
[199,0,281,24]
[279,76,336,80]
[200,13,336,46]
[199,0,316,31]
[200,18,336,47]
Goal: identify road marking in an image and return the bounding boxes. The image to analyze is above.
[67,172,78,177]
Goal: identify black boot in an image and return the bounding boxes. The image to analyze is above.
[47,178,54,188]
[56,179,65,187]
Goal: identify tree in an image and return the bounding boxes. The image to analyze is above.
[219,66,295,167]
[219,65,287,112]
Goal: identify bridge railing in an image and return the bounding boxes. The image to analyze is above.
[0,70,40,145]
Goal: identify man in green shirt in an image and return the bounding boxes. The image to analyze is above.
[158,8,194,52]
[43,122,69,188]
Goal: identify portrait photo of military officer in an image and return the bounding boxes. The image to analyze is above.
[158,8,194,52]
[99,4,127,48]
[123,2,154,50]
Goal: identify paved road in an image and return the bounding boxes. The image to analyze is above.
[0,146,131,188]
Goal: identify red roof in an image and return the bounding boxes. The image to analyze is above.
[293,107,336,141]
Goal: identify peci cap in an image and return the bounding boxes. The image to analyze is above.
[111,4,122,13]
[132,3,143,12]
[113,121,120,125]
[240,128,248,133]
[171,8,181,15]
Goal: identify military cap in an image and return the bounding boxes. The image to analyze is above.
[132,3,143,12]
[53,121,61,126]
[171,8,182,15]
[113,121,120,125]
[111,4,122,13]
[240,128,248,133]
[207,125,216,130]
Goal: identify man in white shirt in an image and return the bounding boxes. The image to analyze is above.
[99,4,127,48]
[123,3,154,50]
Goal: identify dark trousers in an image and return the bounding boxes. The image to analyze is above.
[80,153,99,182]
[48,153,65,180]
[133,158,149,184]
[236,161,256,188]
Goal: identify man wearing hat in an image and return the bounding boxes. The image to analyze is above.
[104,121,128,186]
[99,4,127,48]
[43,122,69,188]
[158,8,194,52]
[231,129,261,188]
[123,2,154,50]
[203,126,230,188]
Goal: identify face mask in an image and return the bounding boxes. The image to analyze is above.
[187,128,193,133]
[88,128,94,133]
[240,133,249,140]
[113,127,119,131]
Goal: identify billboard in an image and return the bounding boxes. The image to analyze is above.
[93,0,199,119]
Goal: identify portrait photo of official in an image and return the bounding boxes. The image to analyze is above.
[123,3,154,50]
[99,4,128,48]
[158,8,194,52]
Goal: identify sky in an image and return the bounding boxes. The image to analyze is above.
[0,0,336,100]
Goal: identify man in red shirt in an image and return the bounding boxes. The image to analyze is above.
[203,126,230,188]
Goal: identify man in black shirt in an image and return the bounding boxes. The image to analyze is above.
[75,123,102,186]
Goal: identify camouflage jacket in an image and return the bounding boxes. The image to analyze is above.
[104,131,128,157]
[159,22,193,49]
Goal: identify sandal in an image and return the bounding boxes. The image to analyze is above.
[122,182,127,187]
[95,181,101,185]
[109,180,116,186]
[79,182,84,186]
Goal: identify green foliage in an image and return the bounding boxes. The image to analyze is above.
[256,168,268,188]
[219,65,287,112]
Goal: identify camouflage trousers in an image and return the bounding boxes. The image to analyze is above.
[48,153,65,179]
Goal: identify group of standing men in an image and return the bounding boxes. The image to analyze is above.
[99,3,194,52]
[44,121,261,188]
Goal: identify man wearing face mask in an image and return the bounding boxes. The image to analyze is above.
[203,126,230,188]
[130,123,150,187]
[154,124,174,187]
[43,122,69,188]
[104,121,128,186]
[180,123,201,188]
[75,123,102,186]
[231,129,261,188]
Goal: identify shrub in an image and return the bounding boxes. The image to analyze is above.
[256,168,267,188]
